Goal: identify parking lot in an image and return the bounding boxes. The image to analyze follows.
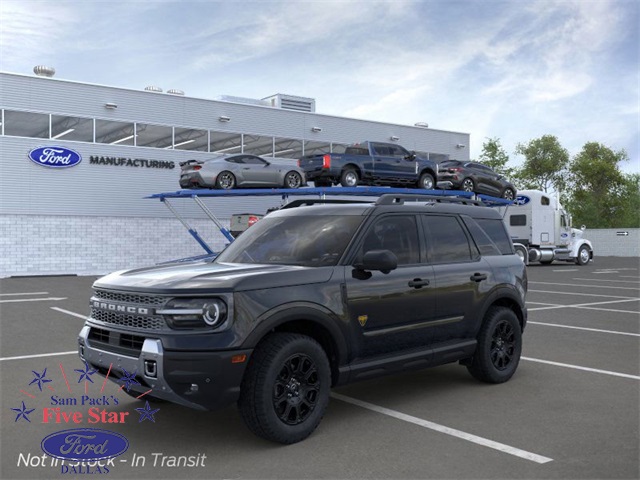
[1,256,638,479]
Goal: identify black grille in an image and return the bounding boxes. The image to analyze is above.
[93,289,166,306]
[90,307,166,330]
[88,328,146,357]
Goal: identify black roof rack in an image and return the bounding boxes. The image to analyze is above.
[375,194,484,206]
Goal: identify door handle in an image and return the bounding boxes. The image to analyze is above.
[408,278,430,288]
[470,273,487,282]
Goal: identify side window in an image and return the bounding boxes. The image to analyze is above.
[243,156,267,165]
[371,143,391,156]
[359,216,420,265]
[541,196,550,206]
[422,215,472,263]
[510,215,526,226]
[471,218,514,255]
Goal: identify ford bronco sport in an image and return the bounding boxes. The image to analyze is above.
[78,194,527,444]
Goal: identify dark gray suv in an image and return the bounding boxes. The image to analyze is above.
[78,194,527,444]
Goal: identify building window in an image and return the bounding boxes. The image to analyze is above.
[173,127,208,151]
[95,119,135,145]
[210,131,243,154]
[273,137,303,159]
[244,134,275,156]
[3,110,49,138]
[136,123,173,149]
[51,115,94,142]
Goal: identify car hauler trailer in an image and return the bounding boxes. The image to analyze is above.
[147,187,511,258]
[498,189,593,266]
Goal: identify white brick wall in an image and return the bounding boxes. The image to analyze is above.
[1,215,231,277]
[1,217,638,277]
[584,228,640,257]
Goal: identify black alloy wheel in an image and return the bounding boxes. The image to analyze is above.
[273,353,319,425]
[490,320,516,371]
[239,333,330,444]
[466,306,522,383]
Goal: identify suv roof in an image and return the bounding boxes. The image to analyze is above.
[272,195,504,220]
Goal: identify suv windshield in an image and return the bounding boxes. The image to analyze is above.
[215,214,364,267]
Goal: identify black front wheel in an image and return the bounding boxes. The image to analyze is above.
[239,333,330,444]
[467,307,522,384]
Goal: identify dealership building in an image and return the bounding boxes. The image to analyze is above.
[0,69,470,277]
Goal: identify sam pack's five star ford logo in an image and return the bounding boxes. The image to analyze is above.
[9,360,161,473]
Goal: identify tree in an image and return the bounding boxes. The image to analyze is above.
[478,137,516,178]
[564,142,636,228]
[514,135,569,193]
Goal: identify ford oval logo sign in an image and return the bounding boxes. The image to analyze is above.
[28,146,82,168]
[514,195,530,206]
[41,428,128,461]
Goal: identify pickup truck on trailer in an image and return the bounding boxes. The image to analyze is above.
[298,141,442,189]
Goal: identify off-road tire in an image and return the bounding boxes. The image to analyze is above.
[467,307,522,384]
[238,333,330,444]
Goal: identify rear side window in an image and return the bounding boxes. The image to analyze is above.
[474,218,514,255]
[422,215,472,263]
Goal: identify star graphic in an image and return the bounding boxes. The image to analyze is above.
[29,368,52,392]
[74,362,97,383]
[135,401,160,423]
[11,401,35,423]
[119,368,141,392]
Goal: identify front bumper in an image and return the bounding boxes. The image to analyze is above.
[78,326,251,411]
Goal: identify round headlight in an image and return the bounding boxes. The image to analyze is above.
[203,301,227,326]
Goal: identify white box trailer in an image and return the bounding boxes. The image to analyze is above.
[498,189,593,265]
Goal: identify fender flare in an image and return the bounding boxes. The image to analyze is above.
[241,302,349,366]
[475,287,527,333]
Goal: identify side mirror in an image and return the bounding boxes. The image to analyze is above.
[404,151,417,161]
[354,249,398,274]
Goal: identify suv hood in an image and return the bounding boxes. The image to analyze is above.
[94,260,333,294]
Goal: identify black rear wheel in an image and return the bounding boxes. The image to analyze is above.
[467,307,522,384]
[239,333,330,444]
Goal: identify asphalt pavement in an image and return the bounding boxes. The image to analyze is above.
[1,257,638,479]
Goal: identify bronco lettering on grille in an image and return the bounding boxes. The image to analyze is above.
[92,301,152,315]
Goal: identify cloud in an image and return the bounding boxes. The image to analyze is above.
[0,1,78,69]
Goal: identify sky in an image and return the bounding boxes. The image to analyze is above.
[1,0,638,173]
